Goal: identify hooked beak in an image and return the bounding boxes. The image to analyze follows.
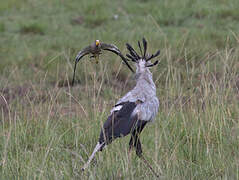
[95,40,100,47]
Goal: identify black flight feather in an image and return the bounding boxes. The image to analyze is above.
[126,54,137,62]
[99,102,138,146]
[126,43,140,59]
[99,101,148,157]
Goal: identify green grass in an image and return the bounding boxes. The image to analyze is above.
[0,0,239,179]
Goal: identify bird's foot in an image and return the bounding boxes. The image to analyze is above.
[126,148,132,172]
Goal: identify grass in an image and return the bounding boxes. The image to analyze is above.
[0,0,239,179]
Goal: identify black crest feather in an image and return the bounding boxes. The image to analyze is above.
[142,38,147,59]
[146,50,160,61]
[126,43,140,59]
[125,38,160,67]
[138,41,143,57]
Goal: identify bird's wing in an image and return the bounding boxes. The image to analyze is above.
[111,90,146,114]
[99,96,158,144]
[99,101,139,144]
[72,46,91,85]
[100,43,121,54]
[75,46,92,62]
[100,43,134,73]
[131,97,159,122]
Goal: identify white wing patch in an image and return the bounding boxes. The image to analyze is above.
[110,105,123,114]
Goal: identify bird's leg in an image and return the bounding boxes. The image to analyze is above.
[95,54,99,64]
[89,54,100,64]
[128,135,135,159]
[126,137,134,172]
[128,146,133,162]
[82,142,103,171]
[133,135,160,178]
[126,147,132,173]
[139,154,160,178]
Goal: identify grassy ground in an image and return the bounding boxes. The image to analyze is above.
[1,0,239,179]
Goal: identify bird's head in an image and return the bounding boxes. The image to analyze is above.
[126,38,160,73]
[95,40,100,47]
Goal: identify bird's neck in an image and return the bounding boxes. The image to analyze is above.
[135,69,156,95]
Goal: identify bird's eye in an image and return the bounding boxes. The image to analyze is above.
[95,40,100,46]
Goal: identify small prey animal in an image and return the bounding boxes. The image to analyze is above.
[82,38,160,177]
[72,40,134,85]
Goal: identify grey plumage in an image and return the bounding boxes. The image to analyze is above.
[111,58,159,122]
[82,38,160,177]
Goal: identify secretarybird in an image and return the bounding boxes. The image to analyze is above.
[82,38,160,177]
[72,40,134,85]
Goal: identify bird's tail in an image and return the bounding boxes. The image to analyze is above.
[82,142,104,171]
